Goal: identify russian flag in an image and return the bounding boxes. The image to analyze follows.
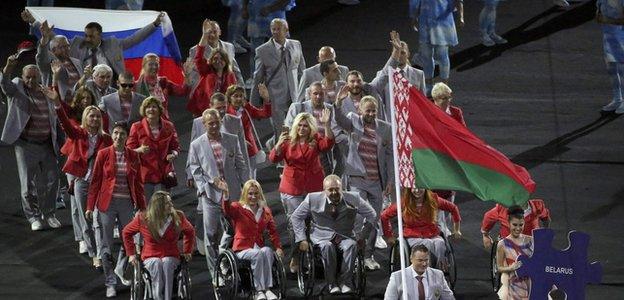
[27,7,184,84]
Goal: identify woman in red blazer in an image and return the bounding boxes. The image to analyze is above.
[86,122,146,297]
[136,53,191,120]
[381,188,462,271]
[432,82,466,126]
[225,84,272,178]
[47,88,112,269]
[269,111,334,272]
[127,97,181,202]
[222,180,283,300]
[123,191,195,300]
[187,21,237,117]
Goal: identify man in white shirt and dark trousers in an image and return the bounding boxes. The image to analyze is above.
[385,244,454,300]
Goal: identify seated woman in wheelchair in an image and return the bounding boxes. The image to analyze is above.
[381,187,462,270]
[222,179,284,300]
[480,198,550,250]
[122,191,196,300]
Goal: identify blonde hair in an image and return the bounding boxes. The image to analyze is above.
[239,180,267,208]
[289,112,318,146]
[80,105,105,135]
[360,95,378,108]
[140,53,160,77]
[431,82,452,100]
[144,191,181,240]
[92,64,112,77]
[139,96,164,117]
[202,108,221,123]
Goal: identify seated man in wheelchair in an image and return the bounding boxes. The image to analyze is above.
[122,191,196,300]
[221,179,284,300]
[291,175,377,294]
[381,187,462,271]
[480,198,550,250]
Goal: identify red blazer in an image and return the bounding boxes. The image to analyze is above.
[59,102,110,156]
[187,45,237,116]
[481,199,550,238]
[86,146,146,212]
[136,76,189,120]
[381,195,461,239]
[226,102,271,157]
[222,200,282,252]
[127,118,181,183]
[56,105,112,177]
[449,105,466,127]
[269,133,334,195]
[122,211,195,260]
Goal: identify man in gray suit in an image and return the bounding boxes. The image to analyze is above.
[370,31,426,121]
[291,175,376,294]
[36,22,83,102]
[385,244,454,300]
[338,70,384,119]
[296,46,349,102]
[1,54,61,231]
[188,108,249,282]
[186,20,244,89]
[99,72,144,132]
[78,64,117,104]
[250,18,306,148]
[334,93,394,271]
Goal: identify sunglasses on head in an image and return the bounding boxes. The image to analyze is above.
[120,83,135,88]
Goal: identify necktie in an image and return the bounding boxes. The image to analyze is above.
[281,46,289,67]
[330,202,339,219]
[417,275,425,300]
[90,48,97,67]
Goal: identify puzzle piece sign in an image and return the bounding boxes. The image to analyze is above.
[516,229,602,300]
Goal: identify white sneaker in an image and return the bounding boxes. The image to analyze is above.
[340,284,353,294]
[31,220,43,231]
[375,235,388,249]
[602,100,623,112]
[46,216,62,229]
[329,285,341,294]
[113,227,119,239]
[254,291,267,300]
[264,290,278,300]
[114,266,131,286]
[78,241,88,254]
[553,0,570,8]
[364,257,381,270]
[105,286,116,298]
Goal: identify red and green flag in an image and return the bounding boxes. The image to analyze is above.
[390,72,535,207]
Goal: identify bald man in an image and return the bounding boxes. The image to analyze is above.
[296,46,349,102]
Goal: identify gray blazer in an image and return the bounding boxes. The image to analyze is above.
[99,92,144,132]
[82,80,117,104]
[339,83,385,120]
[36,41,83,102]
[370,57,426,121]
[187,41,244,91]
[384,267,454,300]
[296,63,349,102]
[188,132,250,202]
[69,23,156,75]
[250,38,306,107]
[0,73,59,154]
[291,191,376,244]
[334,105,394,189]
[186,115,250,180]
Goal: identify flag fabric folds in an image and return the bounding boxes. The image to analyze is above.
[390,71,535,207]
[27,7,184,84]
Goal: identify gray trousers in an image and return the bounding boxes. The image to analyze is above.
[280,193,305,257]
[144,183,167,205]
[144,256,180,300]
[68,174,97,257]
[349,177,383,258]
[95,198,134,287]
[236,247,275,291]
[317,238,357,288]
[407,237,447,268]
[199,196,224,278]
[14,139,59,223]
[266,102,289,149]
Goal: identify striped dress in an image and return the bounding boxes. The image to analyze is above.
[497,235,533,300]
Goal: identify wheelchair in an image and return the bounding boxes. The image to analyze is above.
[296,239,367,299]
[387,233,457,290]
[490,238,502,292]
[130,255,192,300]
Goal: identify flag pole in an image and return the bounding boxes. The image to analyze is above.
[388,67,409,300]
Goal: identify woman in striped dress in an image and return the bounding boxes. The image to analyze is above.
[496,206,533,300]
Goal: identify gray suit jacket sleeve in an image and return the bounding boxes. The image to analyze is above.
[35,41,52,85]
[188,140,210,196]
[291,196,311,243]
[384,272,400,300]
[283,102,300,128]
[0,72,18,97]
[119,23,157,49]
[250,47,266,105]
[438,269,455,299]
[296,41,306,78]
[355,195,377,240]
[333,103,354,132]
[233,133,250,184]
[296,69,312,103]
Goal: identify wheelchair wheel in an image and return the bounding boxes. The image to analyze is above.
[297,244,315,297]
[490,241,501,292]
[444,238,457,291]
[176,259,192,300]
[353,248,366,298]
[214,250,239,300]
[131,261,153,300]
[271,252,287,299]
[388,240,410,276]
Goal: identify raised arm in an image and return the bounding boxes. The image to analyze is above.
[333,85,354,132]
[119,12,162,49]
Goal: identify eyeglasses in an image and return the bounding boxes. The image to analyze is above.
[120,83,134,88]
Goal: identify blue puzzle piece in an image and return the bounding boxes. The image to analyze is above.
[516,229,602,300]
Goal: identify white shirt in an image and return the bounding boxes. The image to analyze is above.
[273,39,286,53]
[158,216,172,237]
[411,267,429,299]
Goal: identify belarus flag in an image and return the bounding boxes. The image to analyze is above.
[27,7,184,84]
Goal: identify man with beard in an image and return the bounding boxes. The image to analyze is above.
[291,175,376,294]
[296,46,349,102]
[334,93,394,271]
[338,70,384,118]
